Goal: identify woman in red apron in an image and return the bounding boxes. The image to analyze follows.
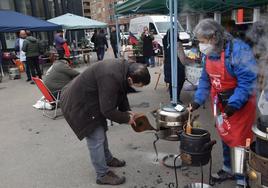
[190,19,257,187]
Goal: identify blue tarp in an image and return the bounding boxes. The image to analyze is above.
[0,10,61,32]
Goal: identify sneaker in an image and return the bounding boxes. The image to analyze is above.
[107,157,126,167]
[211,169,235,182]
[30,81,35,85]
[26,78,31,82]
[96,170,125,185]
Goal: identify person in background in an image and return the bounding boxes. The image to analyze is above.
[15,30,32,82]
[0,40,2,82]
[110,27,119,58]
[162,29,185,103]
[54,30,66,59]
[95,29,108,61]
[22,30,42,84]
[223,20,239,38]
[43,58,79,97]
[91,29,98,57]
[189,19,257,188]
[141,26,155,67]
[60,59,151,185]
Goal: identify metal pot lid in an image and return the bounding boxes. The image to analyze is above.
[252,125,268,141]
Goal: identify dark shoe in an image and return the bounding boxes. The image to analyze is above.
[96,170,125,185]
[30,81,35,85]
[211,169,235,182]
[26,78,31,82]
[107,157,126,167]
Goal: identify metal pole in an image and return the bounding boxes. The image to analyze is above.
[115,14,121,58]
[169,0,174,103]
[75,31,78,48]
[173,0,178,104]
[169,0,178,104]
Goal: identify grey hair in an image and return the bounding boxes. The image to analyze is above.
[194,19,226,51]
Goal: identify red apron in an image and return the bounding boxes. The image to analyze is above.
[206,52,256,147]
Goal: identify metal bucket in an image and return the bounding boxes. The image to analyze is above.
[231,146,249,175]
[9,67,20,80]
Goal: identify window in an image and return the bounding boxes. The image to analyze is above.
[4,33,16,49]
[0,0,15,10]
[48,0,55,18]
[154,22,184,34]
[149,23,157,34]
[16,0,32,15]
[235,8,254,24]
[34,0,46,19]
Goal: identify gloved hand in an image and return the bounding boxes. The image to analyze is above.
[224,105,237,117]
[188,102,200,112]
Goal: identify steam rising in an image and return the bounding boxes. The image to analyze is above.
[246,21,268,92]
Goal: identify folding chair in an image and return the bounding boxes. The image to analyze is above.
[32,77,61,119]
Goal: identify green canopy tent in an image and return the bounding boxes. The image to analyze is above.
[116,0,268,15]
[48,13,107,47]
[116,0,268,103]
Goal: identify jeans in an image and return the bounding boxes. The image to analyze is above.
[85,126,113,179]
[222,142,246,185]
[112,44,118,58]
[23,61,31,80]
[144,56,155,66]
[27,56,42,79]
[97,47,105,61]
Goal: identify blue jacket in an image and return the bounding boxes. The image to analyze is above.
[194,39,257,109]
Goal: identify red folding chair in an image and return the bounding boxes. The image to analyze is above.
[32,77,61,119]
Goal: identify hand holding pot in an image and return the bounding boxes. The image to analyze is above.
[128,111,136,126]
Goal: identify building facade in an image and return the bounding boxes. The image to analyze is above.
[0,0,83,49]
[89,0,132,30]
[83,0,91,18]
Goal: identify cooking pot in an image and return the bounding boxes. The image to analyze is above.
[151,104,189,141]
[247,142,268,187]
[253,117,268,158]
[180,128,216,166]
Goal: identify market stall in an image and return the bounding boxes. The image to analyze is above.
[48,13,107,64]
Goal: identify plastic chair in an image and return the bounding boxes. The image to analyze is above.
[32,77,61,119]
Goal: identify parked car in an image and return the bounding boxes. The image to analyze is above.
[129,15,191,52]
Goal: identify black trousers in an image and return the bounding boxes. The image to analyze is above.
[111,44,118,58]
[27,56,42,79]
[57,48,65,59]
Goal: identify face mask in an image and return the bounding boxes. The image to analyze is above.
[199,43,214,55]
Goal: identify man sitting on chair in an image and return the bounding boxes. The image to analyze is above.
[43,58,79,97]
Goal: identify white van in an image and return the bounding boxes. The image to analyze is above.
[129,15,190,48]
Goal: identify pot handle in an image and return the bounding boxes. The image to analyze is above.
[202,140,217,151]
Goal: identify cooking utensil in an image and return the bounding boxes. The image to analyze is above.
[186,104,192,134]
[231,146,249,175]
[131,113,156,132]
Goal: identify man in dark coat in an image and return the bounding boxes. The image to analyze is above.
[91,29,98,57]
[95,29,109,61]
[162,30,185,103]
[22,30,42,84]
[110,27,120,58]
[141,26,155,67]
[60,59,150,185]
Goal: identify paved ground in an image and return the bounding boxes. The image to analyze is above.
[0,48,236,188]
